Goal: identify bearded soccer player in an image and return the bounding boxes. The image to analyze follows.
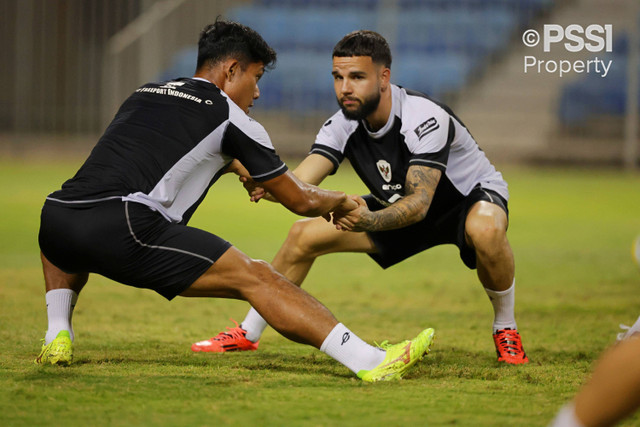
[194,30,527,365]
[35,21,435,382]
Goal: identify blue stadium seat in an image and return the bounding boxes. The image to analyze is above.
[257,0,380,8]
[155,48,335,112]
[558,52,636,125]
[226,7,292,50]
[258,51,335,111]
[156,47,196,81]
[158,1,553,112]
[395,9,518,56]
[393,53,473,97]
[227,6,375,52]
[397,0,552,29]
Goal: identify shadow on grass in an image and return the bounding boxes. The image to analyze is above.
[18,343,598,388]
[409,345,596,384]
[23,350,353,383]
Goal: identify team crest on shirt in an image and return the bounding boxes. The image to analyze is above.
[376,160,392,183]
[414,117,439,140]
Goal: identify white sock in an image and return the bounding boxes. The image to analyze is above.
[484,279,517,333]
[320,323,386,374]
[548,403,585,427]
[240,308,268,342]
[44,289,78,344]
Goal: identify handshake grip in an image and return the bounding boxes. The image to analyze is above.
[331,194,368,232]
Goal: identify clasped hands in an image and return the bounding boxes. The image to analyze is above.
[240,176,370,232]
[329,194,369,232]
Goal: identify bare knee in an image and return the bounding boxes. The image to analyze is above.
[249,258,278,282]
[281,219,322,262]
[183,247,284,299]
[240,258,284,293]
[465,210,507,255]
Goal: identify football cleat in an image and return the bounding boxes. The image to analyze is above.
[493,328,529,364]
[617,315,640,341]
[191,319,259,353]
[34,330,73,366]
[357,328,435,382]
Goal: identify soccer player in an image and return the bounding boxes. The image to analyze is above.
[35,20,436,383]
[193,30,528,364]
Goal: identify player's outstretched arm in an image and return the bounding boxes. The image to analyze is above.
[224,160,267,201]
[291,154,335,186]
[334,165,441,232]
[224,159,249,177]
[238,154,337,204]
[261,170,357,219]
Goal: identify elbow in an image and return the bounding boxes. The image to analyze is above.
[414,206,428,223]
[405,197,429,226]
[287,198,323,217]
[401,208,427,228]
[411,209,428,225]
[282,184,338,217]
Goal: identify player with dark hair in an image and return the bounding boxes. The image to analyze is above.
[194,30,528,365]
[36,21,435,382]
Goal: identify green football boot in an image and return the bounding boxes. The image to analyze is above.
[35,330,73,366]
[358,328,435,382]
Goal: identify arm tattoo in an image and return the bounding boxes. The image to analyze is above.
[359,165,441,231]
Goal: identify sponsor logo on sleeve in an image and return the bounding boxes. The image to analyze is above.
[160,81,186,89]
[414,117,439,140]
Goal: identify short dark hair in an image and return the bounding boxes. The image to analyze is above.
[197,19,277,71]
[332,30,392,68]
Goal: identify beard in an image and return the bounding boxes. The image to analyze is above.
[338,90,381,121]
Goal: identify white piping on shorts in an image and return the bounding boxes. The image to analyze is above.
[124,201,214,264]
[481,188,494,203]
[46,196,124,204]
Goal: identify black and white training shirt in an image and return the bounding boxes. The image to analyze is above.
[48,77,287,224]
[310,84,508,208]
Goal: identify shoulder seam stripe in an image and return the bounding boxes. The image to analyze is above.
[310,148,340,165]
[251,162,287,179]
[409,159,447,169]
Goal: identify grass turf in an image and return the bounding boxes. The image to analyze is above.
[1,158,639,426]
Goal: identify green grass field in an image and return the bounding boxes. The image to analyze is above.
[1,158,639,426]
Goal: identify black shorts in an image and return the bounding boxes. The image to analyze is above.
[38,199,232,300]
[365,186,508,270]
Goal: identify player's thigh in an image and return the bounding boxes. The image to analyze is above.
[289,217,377,256]
[464,200,509,248]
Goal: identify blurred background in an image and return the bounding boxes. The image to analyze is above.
[0,0,638,167]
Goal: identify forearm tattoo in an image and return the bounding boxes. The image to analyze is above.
[360,166,441,231]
